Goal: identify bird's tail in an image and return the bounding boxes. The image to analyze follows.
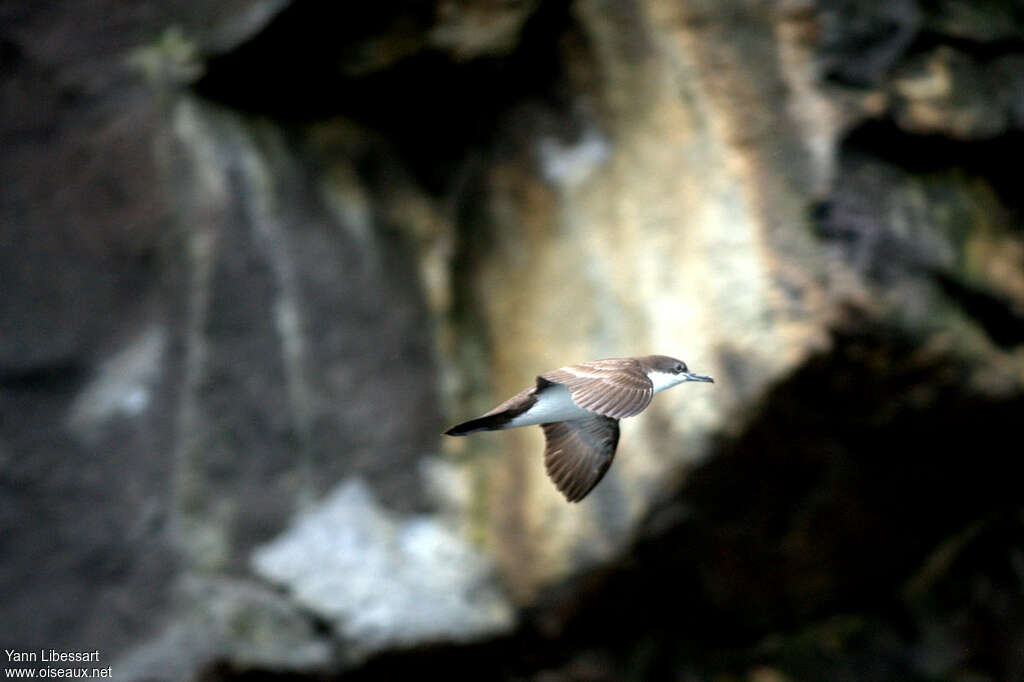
[444,412,513,436]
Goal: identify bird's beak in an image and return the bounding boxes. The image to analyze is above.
[683,372,714,383]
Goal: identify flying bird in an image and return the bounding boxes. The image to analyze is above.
[444,355,713,502]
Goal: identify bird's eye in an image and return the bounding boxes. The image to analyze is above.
[675,362,686,373]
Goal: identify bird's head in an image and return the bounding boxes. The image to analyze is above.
[644,355,714,392]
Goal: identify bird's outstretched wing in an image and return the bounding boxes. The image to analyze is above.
[541,358,653,418]
[542,416,620,502]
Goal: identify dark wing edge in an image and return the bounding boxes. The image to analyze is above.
[542,416,620,502]
[444,385,538,435]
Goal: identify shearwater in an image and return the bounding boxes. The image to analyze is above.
[445,355,713,502]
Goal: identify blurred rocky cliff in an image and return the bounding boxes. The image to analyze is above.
[2,0,1023,680]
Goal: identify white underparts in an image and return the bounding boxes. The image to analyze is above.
[506,383,589,428]
[649,370,686,394]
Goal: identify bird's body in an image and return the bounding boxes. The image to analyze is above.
[445,355,713,502]
[505,383,581,428]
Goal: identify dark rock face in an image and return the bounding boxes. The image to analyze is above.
[2,1,1023,681]
[163,99,441,569]
[1,1,176,658]
[1,0,441,667]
